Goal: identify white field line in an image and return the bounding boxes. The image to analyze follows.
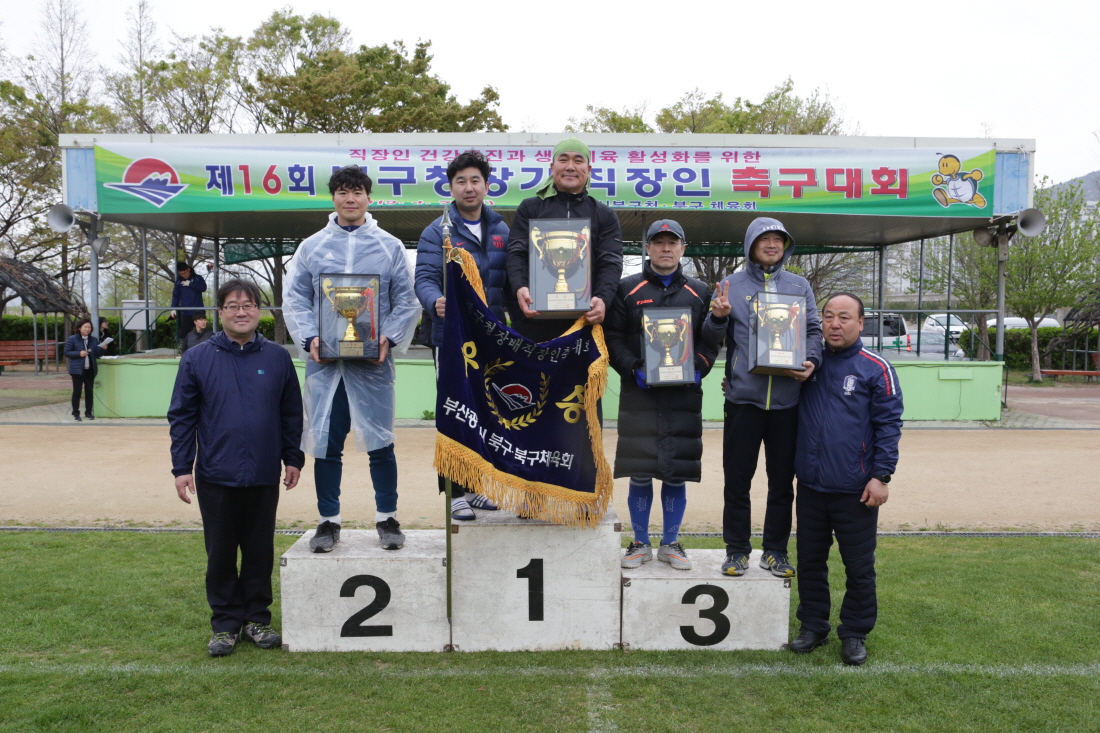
[2,662,1099,679]
[586,669,618,733]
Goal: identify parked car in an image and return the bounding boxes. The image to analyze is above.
[862,312,910,351]
[922,314,968,341]
[985,316,1060,330]
[913,330,966,357]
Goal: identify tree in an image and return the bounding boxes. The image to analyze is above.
[566,104,653,133]
[103,0,162,133]
[1005,179,1100,380]
[246,38,506,134]
[919,234,999,360]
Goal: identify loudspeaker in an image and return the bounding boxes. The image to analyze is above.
[1017,208,1046,237]
[91,236,110,257]
[47,204,76,234]
[972,228,995,247]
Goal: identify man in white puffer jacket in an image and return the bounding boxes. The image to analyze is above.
[283,166,420,553]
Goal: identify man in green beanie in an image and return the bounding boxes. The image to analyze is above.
[506,137,624,341]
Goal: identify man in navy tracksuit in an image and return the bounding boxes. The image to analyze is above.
[790,293,903,666]
[169,278,305,657]
[415,149,507,520]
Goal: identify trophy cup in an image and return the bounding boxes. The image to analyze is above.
[641,308,694,385]
[322,277,378,358]
[749,292,805,375]
[532,225,590,293]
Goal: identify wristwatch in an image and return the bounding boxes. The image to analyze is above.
[871,474,892,484]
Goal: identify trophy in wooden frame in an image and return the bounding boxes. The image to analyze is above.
[319,273,381,359]
[748,291,806,376]
[641,307,694,386]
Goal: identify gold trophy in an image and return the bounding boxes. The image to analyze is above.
[322,278,373,357]
[644,314,688,366]
[531,225,590,293]
[759,301,796,350]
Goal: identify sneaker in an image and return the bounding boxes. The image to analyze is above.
[242,622,282,650]
[621,541,653,569]
[721,553,750,577]
[451,497,476,521]
[377,517,405,550]
[73,412,81,422]
[309,521,340,553]
[759,551,796,578]
[658,542,692,570]
[208,631,237,657]
[466,493,499,510]
[84,411,95,420]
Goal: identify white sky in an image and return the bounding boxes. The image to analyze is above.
[2,0,1098,185]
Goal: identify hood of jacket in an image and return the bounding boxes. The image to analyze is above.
[743,217,797,280]
[324,210,380,237]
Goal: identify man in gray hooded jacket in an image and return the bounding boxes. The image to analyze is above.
[703,217,822,578]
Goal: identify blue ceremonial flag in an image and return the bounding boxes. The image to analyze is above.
[433,249,613,528]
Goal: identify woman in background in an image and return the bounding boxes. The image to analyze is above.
[65,318,104,421]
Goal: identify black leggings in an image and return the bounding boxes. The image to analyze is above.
[71,371,95,415]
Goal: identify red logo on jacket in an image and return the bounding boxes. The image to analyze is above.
[636,299,654,305]
[492,235,504,249]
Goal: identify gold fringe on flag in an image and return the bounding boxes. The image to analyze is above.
[433,249,613,529]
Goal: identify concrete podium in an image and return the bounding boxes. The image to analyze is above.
[621,549,789,651]
[450,508,622,652]
[280,529,450,652]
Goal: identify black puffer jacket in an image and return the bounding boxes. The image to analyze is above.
[506,188,623,341]
[605,263,723,483]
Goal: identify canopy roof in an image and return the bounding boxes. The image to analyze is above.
[60,132,1035,247]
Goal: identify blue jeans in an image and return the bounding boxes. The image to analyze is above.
[314,379,398,517]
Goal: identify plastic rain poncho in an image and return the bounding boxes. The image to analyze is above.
[283,212,420,456]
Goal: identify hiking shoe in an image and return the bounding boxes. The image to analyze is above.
[242,623,282,650]
[790,628,829,654]
[309,521,340,553]
[658,542,692,570]
[759,551,796,578]
[208,631,237,657]
[466,493,499,510]
[451,497,476,521]
[621,541,653,569]
[377,517,405,550]
[841,637,868,666]
[721,554,750,576]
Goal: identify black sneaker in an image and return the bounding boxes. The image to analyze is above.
[841,637,867,666]
[309,521,340,553]
[73,412,81,422]
[376,517,404,550]
[721,554,750,576]
[759,551,796,578]
[208,631,237,657]
[242,622,282,650]
[790,627,829,654]
[84,411,95,420]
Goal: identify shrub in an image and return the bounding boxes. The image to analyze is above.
[958,326,1099,370]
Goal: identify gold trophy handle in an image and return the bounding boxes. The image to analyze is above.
[577,226,590,261]
[530,227,544,258]
[642,314,654,340]
[322,278,335,306]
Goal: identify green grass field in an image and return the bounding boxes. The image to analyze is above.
[1,532,1098,732]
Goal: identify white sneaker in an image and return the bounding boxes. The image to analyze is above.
[451,497,476,520]
[621,541,653,569]
[658,542,692,570]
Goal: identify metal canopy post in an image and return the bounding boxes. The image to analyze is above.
[995,233,1008,362]
[213,238,221,332]
[945,234,954,361]
[916,239,925,356]
[142,227,150,351]
[877,245,886,351]
[32,313,39,375]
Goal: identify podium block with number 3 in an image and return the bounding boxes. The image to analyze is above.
[450,509,622,651]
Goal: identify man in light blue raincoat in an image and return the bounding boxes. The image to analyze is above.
[283,166,420,552]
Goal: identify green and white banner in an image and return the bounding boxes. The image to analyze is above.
[94,143,996,217]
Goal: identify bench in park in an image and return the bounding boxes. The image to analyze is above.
[1040,370,1100,382]
[0,340,59,374]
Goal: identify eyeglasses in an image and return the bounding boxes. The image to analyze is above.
[220,303,258,313]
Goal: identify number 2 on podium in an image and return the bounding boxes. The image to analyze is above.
[516,559,544,621]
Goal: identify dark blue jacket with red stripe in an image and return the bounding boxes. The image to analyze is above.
[795,338,904,493]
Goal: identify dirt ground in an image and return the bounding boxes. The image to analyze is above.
[2,424,1097,532]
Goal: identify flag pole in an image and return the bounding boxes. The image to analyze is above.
[440,204,454,637]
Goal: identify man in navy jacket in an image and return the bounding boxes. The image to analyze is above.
[790,293,903,666]
[415,149,507,520]
[169,278,304,657]
[171,261,208,343]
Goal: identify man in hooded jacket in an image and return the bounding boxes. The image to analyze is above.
[704,217,822,578]
[283,166,420,553]
[506,137,623,342]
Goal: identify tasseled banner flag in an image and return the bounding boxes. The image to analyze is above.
[433,248,613,528]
